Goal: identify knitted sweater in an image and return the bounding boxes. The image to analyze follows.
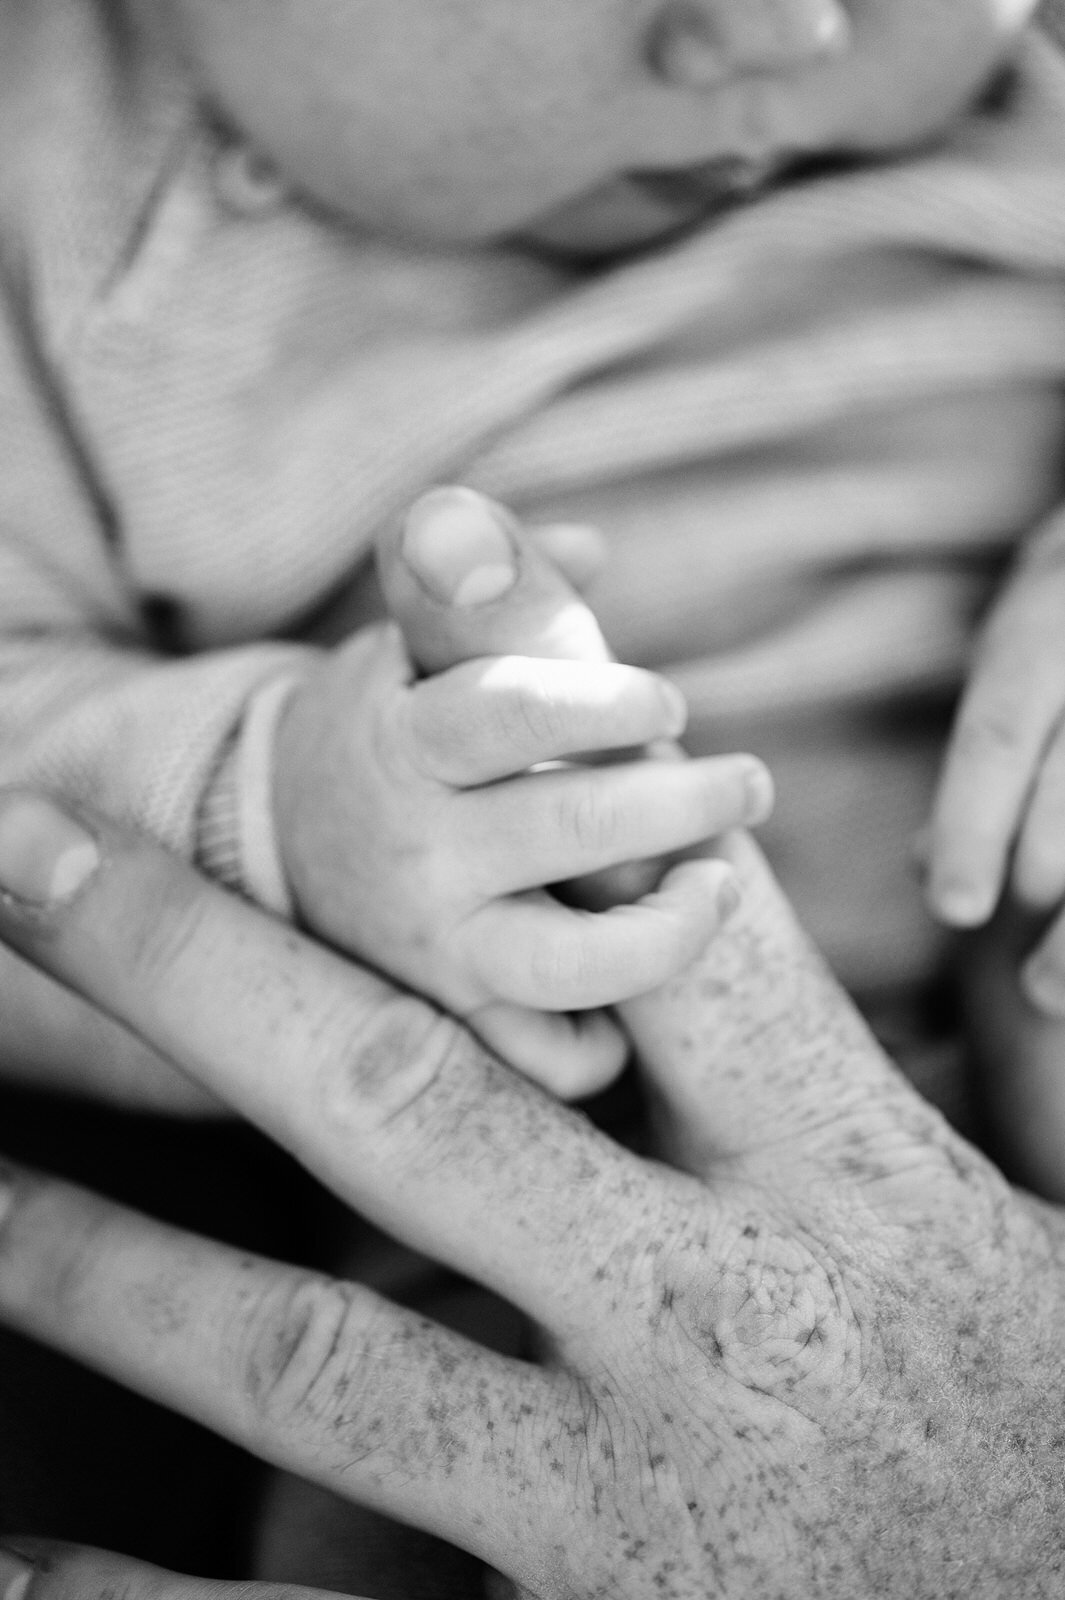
[3,0,1065,1002]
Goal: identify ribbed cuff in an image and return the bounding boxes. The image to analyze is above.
[197,672,302,917]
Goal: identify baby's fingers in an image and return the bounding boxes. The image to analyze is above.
[466,753,772,893]
[471,1001,628,1098]
[928,529,1065,926]
[407,654,687,786]
[465,855,738,1011]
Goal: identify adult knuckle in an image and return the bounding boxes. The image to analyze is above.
[240,1275,371,1433]
[310,992,477,1139]
[0,1176,115,1328]
[22,1548,142,1600]
[953,696,1025,763]
[679,1225,860,1417]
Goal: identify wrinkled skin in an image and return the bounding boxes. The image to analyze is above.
[1,509,1065,1598]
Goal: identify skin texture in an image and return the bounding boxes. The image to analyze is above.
[1,512,1065,1596]
[135,0,1039,251]
[275,490,772,1092]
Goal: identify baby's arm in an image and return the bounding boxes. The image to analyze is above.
[273,488,774,1094]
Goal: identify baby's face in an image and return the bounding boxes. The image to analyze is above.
[158,0,1038,254]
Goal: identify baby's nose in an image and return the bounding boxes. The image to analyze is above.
[648,0,850,89]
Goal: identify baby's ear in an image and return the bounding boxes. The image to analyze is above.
[376,486,612,674]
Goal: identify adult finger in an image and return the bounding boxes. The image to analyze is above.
[1022,906,1065,1018]
[0,942,222,1116]
[407,655,687,787]
[619,831,927,1170]
[0,789,682,1328]
[0,1175,561,1570]
[0,1543,362,1600]
[466,855,740,1011]
[927,533,1065,927]
[378,487,612,672]
[460,754,771,896]
[527,519,607,592]
[1012,717,1065,912]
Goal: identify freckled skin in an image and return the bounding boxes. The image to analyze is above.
[4,512,1065,1597]
[374,509,1065,1596]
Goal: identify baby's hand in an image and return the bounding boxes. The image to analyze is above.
[274,489,773,1096]
[927,510,1065,1013]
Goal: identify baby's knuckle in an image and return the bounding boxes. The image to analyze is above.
[527,927,595,1005]
[499,671,570,754]
[406,691,468,782]
[561,780,624,858]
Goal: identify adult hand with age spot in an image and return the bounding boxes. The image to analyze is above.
[0,499,1063,1599]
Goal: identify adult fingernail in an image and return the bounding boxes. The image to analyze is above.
[0,1546,33,1600]
[1022,958,1065,1018]
[0,790,101,907]
[402,487,518,607]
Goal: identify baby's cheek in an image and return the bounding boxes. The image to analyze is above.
[790,0,1032,156]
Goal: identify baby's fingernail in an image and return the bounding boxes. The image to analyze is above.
[909,826,931,880]
[1022,958,1065,1018]
[660,679,688,739]
[742,760,775,824]
[0,1165,14,1233]
[403,488,518,607]
[927,877,994,928]
[792,0,850,54]
[0,1546,34,1600]
[0,790,101,907]
[717,875,742,922]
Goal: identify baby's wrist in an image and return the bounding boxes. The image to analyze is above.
[198,672,303,918]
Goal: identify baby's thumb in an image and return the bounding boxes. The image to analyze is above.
[376,486,611,674]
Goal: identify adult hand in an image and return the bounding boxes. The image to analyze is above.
[928,505,1065,1010]
[0,1542,373,1600]
[0,782,1061,1597]
[0,940,219,1113]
